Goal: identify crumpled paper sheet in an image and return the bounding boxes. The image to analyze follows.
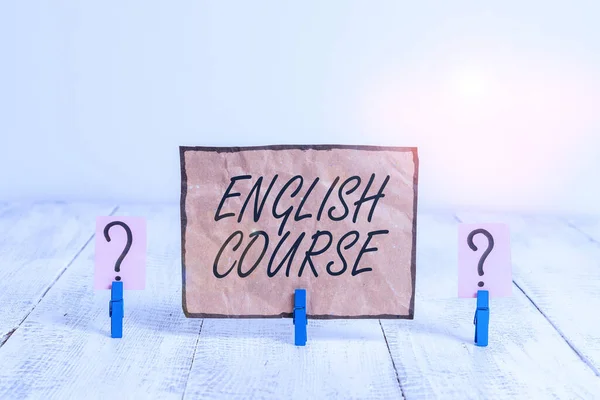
[180,145,418,319]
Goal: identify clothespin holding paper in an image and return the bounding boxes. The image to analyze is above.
[474,290,489,346]
[109,281,124,338]
[458,223,512,347]
[94,217,147,339]
[293,289,307,346]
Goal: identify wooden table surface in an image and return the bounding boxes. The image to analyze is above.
[0,203,599,400]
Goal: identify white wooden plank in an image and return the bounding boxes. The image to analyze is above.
[184,318,402,400]
[457,211,600,376]
[0,205,202,400]
[567,214,600,244]
[380,214,600,399]
[0,202,115,344]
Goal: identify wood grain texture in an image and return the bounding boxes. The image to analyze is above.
[0,205,202,400]
[0,202,115,345]
[457,211,600,377]
[1,204,599,400]
[567,214,600,244]
[380,214,600,399]
[184,318,402,400]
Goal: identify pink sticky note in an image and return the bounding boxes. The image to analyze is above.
[458,223,512,298]
[94,216,146,290]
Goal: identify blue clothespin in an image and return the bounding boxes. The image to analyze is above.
[293,289,307,346]
[109,281,124,338]
[474,290,489,346]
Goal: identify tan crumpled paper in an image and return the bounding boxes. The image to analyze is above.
[180,145,418,319]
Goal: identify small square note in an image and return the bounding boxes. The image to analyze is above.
[94,216,146,290]
[458,223,512,298]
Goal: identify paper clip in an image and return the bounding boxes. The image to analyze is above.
[474,290,489,346]
[109,281,124,338]
[293,289,307,346]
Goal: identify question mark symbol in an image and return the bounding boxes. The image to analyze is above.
[104,221,133,282]
[467,228,494,287]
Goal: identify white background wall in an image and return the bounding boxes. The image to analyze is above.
[1,1,598,213]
